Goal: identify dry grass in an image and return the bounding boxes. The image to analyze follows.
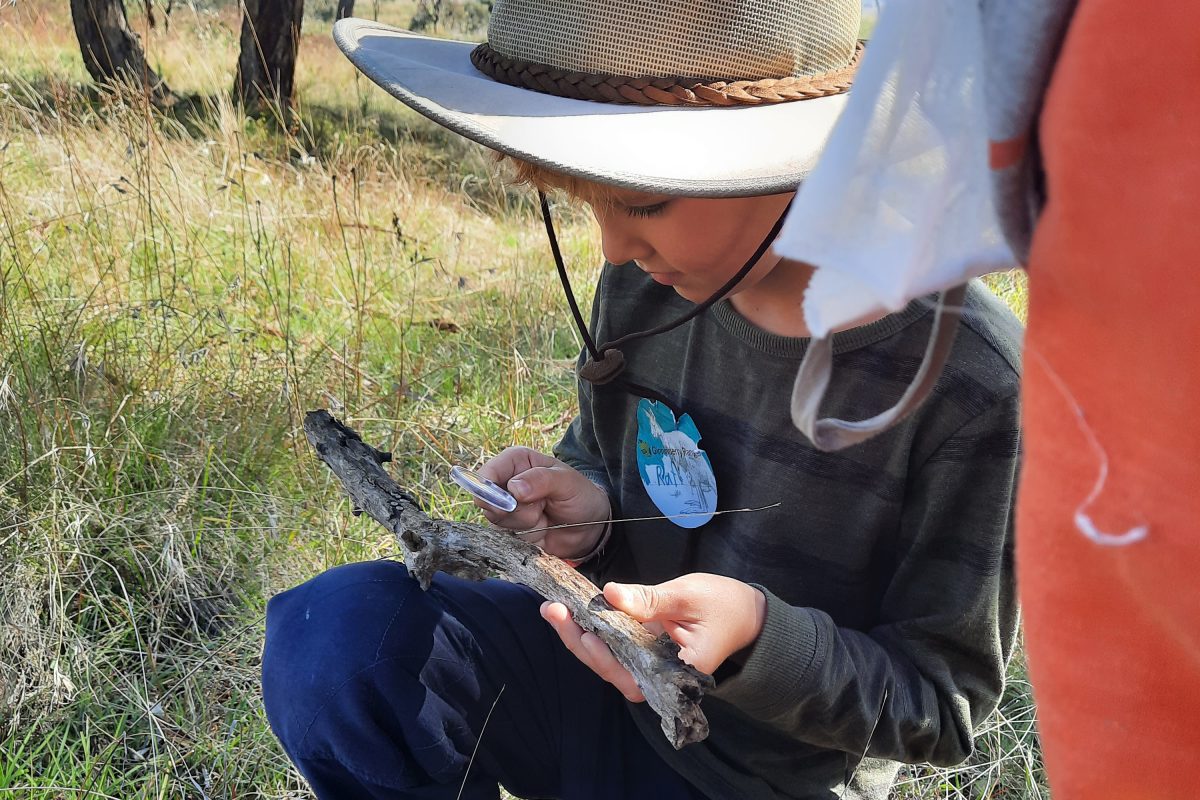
[0,3,1040,798]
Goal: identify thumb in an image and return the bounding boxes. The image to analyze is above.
[506,465,574,504]
[604,582,680,623]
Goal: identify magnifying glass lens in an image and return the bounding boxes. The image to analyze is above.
[450,465,518,513]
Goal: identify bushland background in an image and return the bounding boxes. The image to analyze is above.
[0,1,1042,797]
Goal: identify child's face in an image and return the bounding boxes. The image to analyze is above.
[591,189,795,304]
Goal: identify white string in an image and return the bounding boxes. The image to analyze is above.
[455,684,506,800]
[1031,349,1148,546]
[837,686,889,800]
[515,502,782,537]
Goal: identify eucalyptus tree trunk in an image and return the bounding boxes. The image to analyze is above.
[234,0,304,116]
[69,0,171,99]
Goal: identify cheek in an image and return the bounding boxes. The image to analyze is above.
[661,225,747,275]
[680,234,763,284]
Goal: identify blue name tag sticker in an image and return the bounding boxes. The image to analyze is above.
[634,398,717,529]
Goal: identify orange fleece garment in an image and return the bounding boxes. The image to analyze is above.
[1019,0,1200,797]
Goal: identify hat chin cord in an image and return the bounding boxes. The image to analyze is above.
[539,191,793,406]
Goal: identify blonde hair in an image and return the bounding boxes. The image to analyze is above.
[495,153,617,208]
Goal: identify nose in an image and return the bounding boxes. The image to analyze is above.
[596,214,654,267]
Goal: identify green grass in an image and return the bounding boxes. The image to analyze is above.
[0,3,1039,798]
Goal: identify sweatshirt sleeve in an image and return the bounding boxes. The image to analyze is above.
[553,375,614,499]
[551,267,628,573]
[553,264,616,498]
[709,393,1020,767]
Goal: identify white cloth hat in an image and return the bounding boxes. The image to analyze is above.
[333,0,862,197]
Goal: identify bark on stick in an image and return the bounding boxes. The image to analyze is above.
[303,409,712,749]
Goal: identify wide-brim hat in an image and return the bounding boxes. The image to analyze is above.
[333,0,863,198]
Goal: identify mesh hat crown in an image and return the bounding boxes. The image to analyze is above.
[332,1,863,195]
[474,0,863,106]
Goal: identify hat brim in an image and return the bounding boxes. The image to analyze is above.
[333,19,850,198]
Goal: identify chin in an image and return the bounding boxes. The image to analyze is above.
[679,284,729,305]
[671,286,704,303]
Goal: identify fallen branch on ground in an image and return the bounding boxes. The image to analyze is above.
[302,409,712,749]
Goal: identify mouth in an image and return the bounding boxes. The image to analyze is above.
[636,262,681,286]
[645,271,680,286]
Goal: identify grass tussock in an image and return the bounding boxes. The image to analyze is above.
[0,2,1038,797]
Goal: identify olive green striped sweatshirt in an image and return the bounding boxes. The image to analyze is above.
[555,264,1022,800]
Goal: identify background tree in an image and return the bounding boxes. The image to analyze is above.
[69,0,172,100]
[336,0,354,20]
[235,0,304,116]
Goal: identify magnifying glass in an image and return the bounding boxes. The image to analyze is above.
[449,465,518,513]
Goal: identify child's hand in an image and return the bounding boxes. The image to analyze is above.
[540,573,768,702]
[476,447,611,560]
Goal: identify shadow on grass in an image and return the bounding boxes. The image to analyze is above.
[2,70,540,218]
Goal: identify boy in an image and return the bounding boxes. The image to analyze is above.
[262,2,1022,798]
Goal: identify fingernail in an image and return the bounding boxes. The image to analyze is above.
[508,478,528,500]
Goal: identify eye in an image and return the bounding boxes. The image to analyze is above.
[624,201,669,219]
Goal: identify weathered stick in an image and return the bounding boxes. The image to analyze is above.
[303,410,713,748]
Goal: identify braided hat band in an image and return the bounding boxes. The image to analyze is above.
[471,41,864,107]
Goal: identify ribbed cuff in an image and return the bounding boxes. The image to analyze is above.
[708,587,824,718]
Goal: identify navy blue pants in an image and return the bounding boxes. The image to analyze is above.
[262,560,707,799]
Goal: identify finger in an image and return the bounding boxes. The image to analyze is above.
[541,600,572,626]
[475,447,533,484]
[480,507,549,544]
[477,447,556,484]
[540,602,587,660]
[578,632,644,702]
[540,603,644,702]
[477,496,547,532]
